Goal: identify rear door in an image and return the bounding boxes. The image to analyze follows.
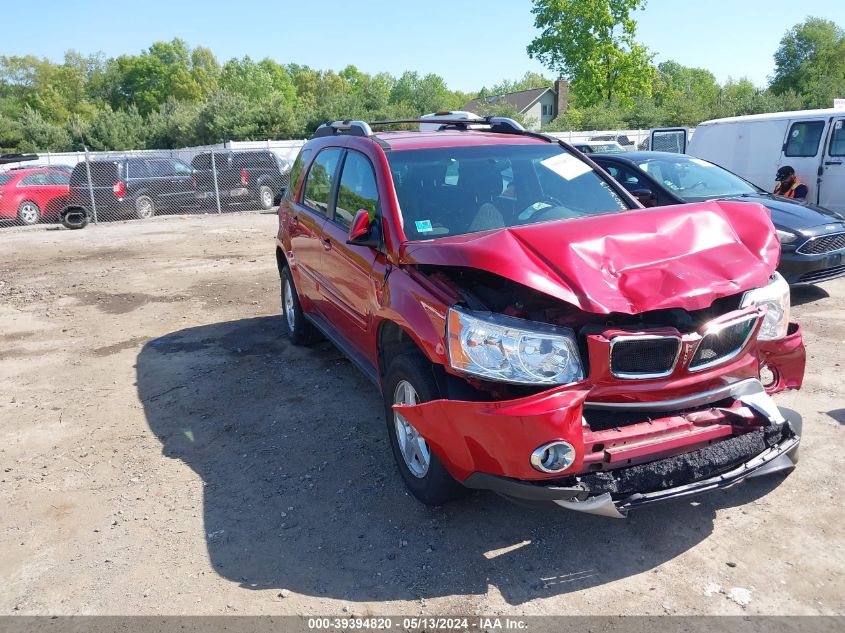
[819,117,845,214]
[319,149,383,360]
[779,118,827,202]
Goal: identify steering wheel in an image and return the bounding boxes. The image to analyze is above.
[688,181,708,191]
[519,196,566,220]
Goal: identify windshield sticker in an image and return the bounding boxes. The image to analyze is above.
[540,153,592,181]
[415,219,433,233]
[690,158,714,167]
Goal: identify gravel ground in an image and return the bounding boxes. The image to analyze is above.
[0,213,843,616]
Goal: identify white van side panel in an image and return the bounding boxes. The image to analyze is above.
[688,120,787,191]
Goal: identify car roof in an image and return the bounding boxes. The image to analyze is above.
[369,129,550,151]
[1,167,66,176]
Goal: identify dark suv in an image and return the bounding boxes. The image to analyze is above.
[276,118,805,518]
[192,150,291,210]
[65,157,196,222]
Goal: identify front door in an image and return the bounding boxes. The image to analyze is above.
[319,149,383,360]
[778,119,827,202]
[819,117,845,214]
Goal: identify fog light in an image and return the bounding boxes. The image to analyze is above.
[530,441,575,473]
[759,364,776,389]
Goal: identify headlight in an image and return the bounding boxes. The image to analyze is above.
[446,307,584,385]
[776,229,798,244]
[740,272,790,340]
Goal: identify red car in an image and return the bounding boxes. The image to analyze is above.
[275,118,806,518]
[0,168,70,225]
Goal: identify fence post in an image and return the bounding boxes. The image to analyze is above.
[210,147,222,215]
[83,148,98,225]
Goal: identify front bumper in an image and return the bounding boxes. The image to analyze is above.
[779,247,845,285]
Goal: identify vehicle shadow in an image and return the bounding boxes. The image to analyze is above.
[136,316,786,605]
[791,284,829,306]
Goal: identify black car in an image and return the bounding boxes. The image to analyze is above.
[191,150,291,210]
[592,151,845,285]
[65,157,196,222]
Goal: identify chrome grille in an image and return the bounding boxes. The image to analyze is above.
[796,232,845,255]
[610,336,680,379]
[689,315,759,371]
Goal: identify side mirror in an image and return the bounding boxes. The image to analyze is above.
[630,188,657,207]
[347,209,380,247]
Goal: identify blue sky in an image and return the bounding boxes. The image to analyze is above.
[2,0,844,92]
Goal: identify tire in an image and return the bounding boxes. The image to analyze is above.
[135,195,155,220]
[281,265,320,345]
[383,351,465,505]
[17,200,40,225]
[258,185,274,210]
[61,208,89,230]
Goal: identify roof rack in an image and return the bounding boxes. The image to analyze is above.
[313,120,374,138]
[369,117,526,134]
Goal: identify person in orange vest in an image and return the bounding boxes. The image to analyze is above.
[774,166,808,200]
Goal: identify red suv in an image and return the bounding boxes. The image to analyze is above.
[275,118,806,518]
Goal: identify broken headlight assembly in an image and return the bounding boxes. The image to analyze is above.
[740,272,790,340]
[446,307,584,385]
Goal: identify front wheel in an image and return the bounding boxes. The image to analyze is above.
[135,195,155,219]
[383,351,465,505]
[258,185,274,210]
[18,200,41,225]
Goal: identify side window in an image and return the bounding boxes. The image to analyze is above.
[603,164,644,190]
[335,151,379,229]
[302,148,342,216]
[146,160,173,177]
[20,173,50,186]
[286,149,312,200]
[785,120,825,157]
[173,160,193,175]
[128,160,150,178]
[192,154,211,170]
[829,120,845,157]
[47,172,70,185]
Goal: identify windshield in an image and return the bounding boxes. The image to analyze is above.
[638,156,759,201]
[592,143,625,153]
[387,144,630,240]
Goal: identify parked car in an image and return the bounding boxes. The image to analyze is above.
[589,133,635,150]
[593,151,845,285]
[572,140,626,154]
[191,150,292,210]
[652,108,845,214]
[10,163,75,174]
[275,117,805,518]
[0,168,70,225]
[64,157,196,224]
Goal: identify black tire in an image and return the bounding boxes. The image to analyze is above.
[17,200,41,225]
[383,351,465,505]
[281,265,320,345]
[135,195,155,220]
[61,208,89,230]
[258,185,274,210]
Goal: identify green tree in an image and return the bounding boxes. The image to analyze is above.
[770,17,845,108]
[527,0,653,106]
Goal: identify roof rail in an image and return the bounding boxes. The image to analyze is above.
[369,117,527,134]
[313,120,374,138]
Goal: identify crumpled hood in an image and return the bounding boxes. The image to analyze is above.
[399,201,779,315]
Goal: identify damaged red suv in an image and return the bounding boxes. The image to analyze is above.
[275,117,806,518]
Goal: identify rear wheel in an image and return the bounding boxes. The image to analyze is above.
[383,351,465,505]
[258,185,274,210]
[17,200,40,225]
[135,195,155,219]
[281,265,320,345]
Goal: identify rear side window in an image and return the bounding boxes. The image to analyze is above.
[829,120,845,157]
[173,160,193,175]
[785,121,825,157]
[335,151,378,229]
[303,148,342,216]
[0,174,14,186]
[20,173,51,186]
[128,160,150,178]
[46,172,70,185]
[146,160,174,177]
[70,163,119,185]
[233,152,275,169]
[285,149,312,200]
[192,153,211,170]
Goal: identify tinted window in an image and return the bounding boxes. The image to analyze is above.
[388,144,629,241]
[173,160,193,175]
[233,152,275,169]
[146,160,174,177]
[286,149,312,200]
[46,172,70,185]
[192,153,211,170]
[303,148,342,216]
[785,120,825,157]
[20,173,51,186]
[601,163,647,190]
[335,151,378,229]
[127,160,150,178]
[0,174,14,186]
[829,120,845,157]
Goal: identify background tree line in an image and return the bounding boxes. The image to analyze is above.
[1,8,843,153]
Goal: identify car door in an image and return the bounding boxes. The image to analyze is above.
[318,149,384,360]
[779,119,827,202]
[819,117,845,214]
[43,171,70,216]
[289,147,342,307]
[169,159,196,207]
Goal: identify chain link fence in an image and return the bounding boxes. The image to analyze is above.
[0,141,303,229]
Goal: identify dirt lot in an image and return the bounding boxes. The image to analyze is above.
[0,213,843,616]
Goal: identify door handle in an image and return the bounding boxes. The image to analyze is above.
[825,161,843,166]
[321,237,332,251]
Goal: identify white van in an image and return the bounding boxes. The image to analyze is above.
[651,109,845,214]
